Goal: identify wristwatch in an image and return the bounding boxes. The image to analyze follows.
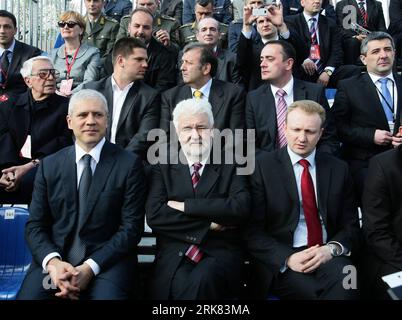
[324,69,333,77]
[327,243,342,257]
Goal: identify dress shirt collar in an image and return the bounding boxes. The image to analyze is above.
[287,146,317,169]
[191,78,212,99]
[368,72,395,86]
[111,74,135,92]
[0,39,16,55]
[303,12,320,25]
[262,34,279,45]
[270,76,294,97]
[75,137,106,165]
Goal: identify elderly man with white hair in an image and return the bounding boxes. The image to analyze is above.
[0,56,72,204]
[146,98,250,300]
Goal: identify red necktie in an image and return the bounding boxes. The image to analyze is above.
[299,159,323,247]
[185,162,204,263]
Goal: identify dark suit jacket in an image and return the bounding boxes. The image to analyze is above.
[236,31,308,91]
[362,146,402,271]
[146,37,177,93]
[146,149,251,299]
[83,77,160,159]
[282,0,336,22]
[285,13,343,76]
[0,91,72,170]
[25,141,145,286]
[160,79,246,137]
[245,79,339,155]
[332,73,402,163]
[246,148,360,288]
[0,40,42,96]
[228,21,261,54]
[336,0,386,36]
[160,0,183,23]
[388,0,402,35]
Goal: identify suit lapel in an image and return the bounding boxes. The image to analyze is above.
[264,84,278,142]
[293,78,307,100]
[7,41,23,81]
[62,147,78,219]
[171,160,195,198]
[194,162,220,198]
[315,154,330,228]
[298,14,311,44]
[104,78,114,139]
[208,80,224,120]
[81,141,116,226]
[317,16,328,61]
[366,0,375,25]
[394,74,402,133]
[116,82,139,133]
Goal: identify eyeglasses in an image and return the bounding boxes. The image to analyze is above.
[30,69,60,79]
[58,21,78,28]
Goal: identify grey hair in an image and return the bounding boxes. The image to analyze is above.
[361,31,395,55]
[197,17,220,33]
[68,89,109,116]
[20,56,54,78]
[172,98,214,129]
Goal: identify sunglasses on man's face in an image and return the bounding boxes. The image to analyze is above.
[31,69,60,79]
[58,21,78,28]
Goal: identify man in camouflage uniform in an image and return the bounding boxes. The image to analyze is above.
[104,0,133,22]
[83,0,119,67]
[179,0,228,48]
[117,0,180,51]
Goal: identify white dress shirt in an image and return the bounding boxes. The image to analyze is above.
[287,147,328,248]
[42,138,106,276]
[191,78,212,100]
[110,75,134,143]
[270,76,294,107]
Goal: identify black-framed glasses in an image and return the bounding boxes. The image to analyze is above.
[31,69,60,79]
[58,21,78,28]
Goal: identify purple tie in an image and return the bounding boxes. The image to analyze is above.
[276,89,287,148]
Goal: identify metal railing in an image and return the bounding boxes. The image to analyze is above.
[0,0,85,52]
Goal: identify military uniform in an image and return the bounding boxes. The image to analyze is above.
[179,21,228,49]
[83,15,119,63]
[116,12,180,48]
[104,0,133,22]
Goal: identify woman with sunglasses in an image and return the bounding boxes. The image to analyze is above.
[0,56,73,204]
[49,11,100,96]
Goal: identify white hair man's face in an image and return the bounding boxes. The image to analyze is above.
[176,113,213,161]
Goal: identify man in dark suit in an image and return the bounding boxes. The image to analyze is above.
[161,42,245,139]
[285,0,360,88]
[361,146,402,299]
[245,40,339,155]
[194,17,242,84]
[0,10,42,97]
[146,98,250,299]
[17,89,146,300]
[246,100,360,299]
[0,56,72,204]
[83,37,160,159]
[128,7,177,92]
[332,32,402,202]
[237,4,307,91]
[336,0,386,65]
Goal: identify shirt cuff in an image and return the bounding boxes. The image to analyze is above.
[84,258,100,276]
[324,66,335,73]
[279,30,290,39]
[241,29,252,39]
[42,252,61,272]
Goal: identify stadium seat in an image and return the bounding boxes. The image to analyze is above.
[0,206,31,300]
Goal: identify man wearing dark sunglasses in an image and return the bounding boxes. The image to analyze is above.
[0,10,42,97]
[0,56,73,204]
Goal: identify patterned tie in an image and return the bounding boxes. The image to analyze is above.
[0,50,10,86]
[378,78,394,122]
[193,90,203,100]
[185,162,204,263]
[67,154,93,265]
[358,1,367,26]
[299,159,323,247]
[309,18,324,73]
[276,89,287,148]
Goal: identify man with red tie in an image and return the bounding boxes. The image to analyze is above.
[246,100,360,299]
[146,98,250,299]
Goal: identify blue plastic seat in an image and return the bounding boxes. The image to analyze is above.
[0,206,31,300]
